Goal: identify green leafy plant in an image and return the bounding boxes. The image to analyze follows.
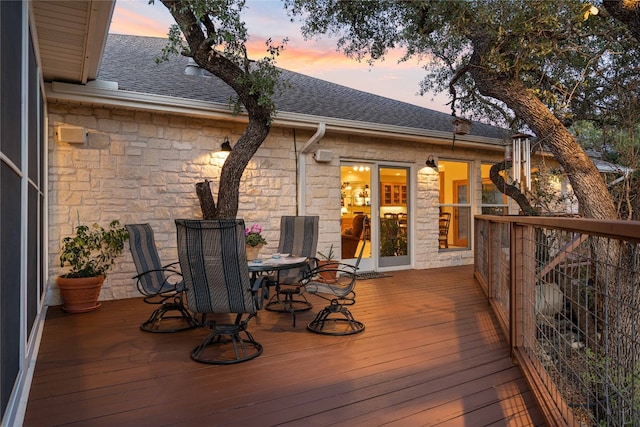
[317,244,336,260]
[59,220,129,278]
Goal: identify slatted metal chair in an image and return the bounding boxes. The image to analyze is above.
[175,219,266,364]
[265,216,319,326]
[126,223,197,333]
[301,236,366,335]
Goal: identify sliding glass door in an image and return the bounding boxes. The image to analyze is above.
[340,162,411,270]
[340,163,373,270]
[378,166,410,268]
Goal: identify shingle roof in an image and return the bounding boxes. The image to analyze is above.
[98,34,508,140]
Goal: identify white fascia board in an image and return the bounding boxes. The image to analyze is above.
[273,110,507,150]
[47,81,243,122]
[83,1,116,82]
[46,81,506,151]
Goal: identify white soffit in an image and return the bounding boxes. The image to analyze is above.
[32,0,114,84]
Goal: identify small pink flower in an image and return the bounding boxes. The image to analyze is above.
[245,223,267,247]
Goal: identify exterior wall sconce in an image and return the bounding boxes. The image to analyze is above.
[220,136,232,153]
[219,136,232,161]
[425,155,438,169]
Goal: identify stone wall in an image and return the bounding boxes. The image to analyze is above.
[47,102,508,305]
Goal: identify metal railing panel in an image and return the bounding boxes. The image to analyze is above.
[475,215,640,426]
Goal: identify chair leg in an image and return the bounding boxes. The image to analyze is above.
[141,294,198,333]
[307,303,365,336]
[265,286,312,327]
[191,317,263,364]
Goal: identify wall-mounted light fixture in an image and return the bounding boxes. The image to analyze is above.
[220,136,232,153]
[425,155,438,169]
[218,136,232,161]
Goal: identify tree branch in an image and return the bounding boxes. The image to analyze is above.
[490,161,538,216]
[195,180,216,219]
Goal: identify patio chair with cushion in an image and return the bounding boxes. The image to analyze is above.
[301,235,366,335]
[175,219,266,364]
[265,216,319,325]
[126,223,197,333]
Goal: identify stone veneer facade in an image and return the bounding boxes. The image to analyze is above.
[47,102,511,306]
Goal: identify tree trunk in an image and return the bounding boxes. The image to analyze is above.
[161,0,273,219]
[468,35,617,222]
[215,119,270,219]
[468,34,640,380]
[603,0,640,43]
[489,161,537,215]
[195,180,216,219]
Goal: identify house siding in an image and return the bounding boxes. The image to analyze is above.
[47,102,509,306]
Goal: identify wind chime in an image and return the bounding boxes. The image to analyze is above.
[511,133,532,191]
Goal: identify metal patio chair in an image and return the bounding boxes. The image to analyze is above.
[301,235,366,335]
[175,219,266,364]
[126,223,197,333]
[265,216,319,326]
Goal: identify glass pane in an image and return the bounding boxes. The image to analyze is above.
[438,161,470,249]
[379,166,409,266]
[482,206,508,215]
[481,164,507,210]
[1,0,22,166]
[340,164,371,260]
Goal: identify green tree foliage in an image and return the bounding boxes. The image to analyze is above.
[286,0,640,221]
[158,0,287,218]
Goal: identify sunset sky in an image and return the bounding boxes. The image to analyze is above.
[109,0,451,113]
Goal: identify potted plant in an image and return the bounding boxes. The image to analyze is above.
[316,244,339,281]
[56,220,129,313]
[245,223,267,262]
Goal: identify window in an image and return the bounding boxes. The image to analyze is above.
[481,163,508,215]
[438,160,470,249]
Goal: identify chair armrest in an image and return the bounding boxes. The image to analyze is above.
[300,260,358,282]
[133,268,183,297]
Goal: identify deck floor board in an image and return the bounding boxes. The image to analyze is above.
[24,265,545,426]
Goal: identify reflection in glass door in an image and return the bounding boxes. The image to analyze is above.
[439,160,470,250]
[340,163,372,270]
[452,180,469,247]
[379,166,410,268]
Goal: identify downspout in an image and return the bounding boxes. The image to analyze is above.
[297,122,326,215]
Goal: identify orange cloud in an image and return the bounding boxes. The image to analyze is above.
[108,1,449,112]
[109,3,171,37]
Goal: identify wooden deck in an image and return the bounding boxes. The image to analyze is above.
[24,266,545,426]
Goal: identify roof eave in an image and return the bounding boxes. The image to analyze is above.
[46,81,507,151]
[83,1,116,82]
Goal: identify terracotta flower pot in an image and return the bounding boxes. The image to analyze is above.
[246,244,265,262]
[56,275,105,313]
[317,260,339,282]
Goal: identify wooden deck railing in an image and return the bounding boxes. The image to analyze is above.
[475,215,640,426]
